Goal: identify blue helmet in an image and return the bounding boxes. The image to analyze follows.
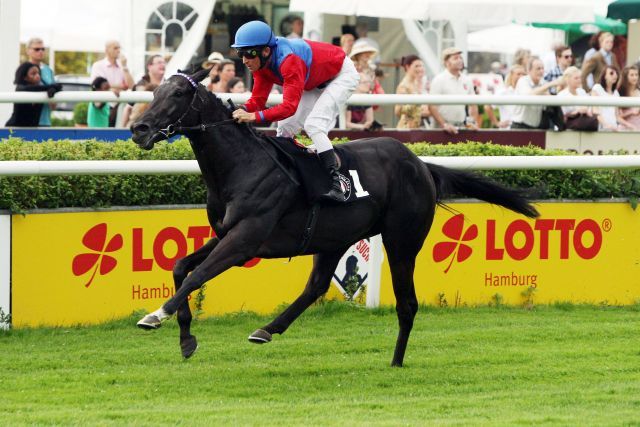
[231,21,276,48]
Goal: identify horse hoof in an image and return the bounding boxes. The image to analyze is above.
[137,314,162,330]
[181,335,198,359]
[248,329,272,344]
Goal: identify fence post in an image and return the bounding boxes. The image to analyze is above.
[0,212,10,329]
[366,234,383,308]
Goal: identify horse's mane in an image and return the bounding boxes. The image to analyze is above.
[198,85,270,139]
[200,86,231,119]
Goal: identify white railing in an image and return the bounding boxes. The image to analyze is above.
[1,155,639,177]
[1,91,640,108]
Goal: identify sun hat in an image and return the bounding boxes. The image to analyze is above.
[202,52,225,69]
[349,42,378,59]
[442,47,462,63]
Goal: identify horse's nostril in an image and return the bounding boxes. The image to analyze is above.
[132,123,150,134]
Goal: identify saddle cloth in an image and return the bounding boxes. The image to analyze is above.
[263,135,370,203]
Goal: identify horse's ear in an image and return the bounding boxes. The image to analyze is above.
[191,67,211,83]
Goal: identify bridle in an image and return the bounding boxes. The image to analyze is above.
[156,73,236,139]
[151,73,300,187]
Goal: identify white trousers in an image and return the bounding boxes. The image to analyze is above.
[276,56,359,153]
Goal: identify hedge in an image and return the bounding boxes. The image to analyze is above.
[0,137,638,211]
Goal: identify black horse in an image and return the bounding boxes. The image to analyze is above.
[131,68,539,367]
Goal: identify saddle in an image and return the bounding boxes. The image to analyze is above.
[262,135,370,203]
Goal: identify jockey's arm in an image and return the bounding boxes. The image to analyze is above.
[244,73,273,115]
[252,55,305,124]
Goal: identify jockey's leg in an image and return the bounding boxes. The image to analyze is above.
[305,56,359,202]
[276,90,319,138]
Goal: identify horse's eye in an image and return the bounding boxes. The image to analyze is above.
[175,90,183,97]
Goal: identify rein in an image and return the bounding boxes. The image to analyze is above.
[157,74,300,187]
[156,79,236,139]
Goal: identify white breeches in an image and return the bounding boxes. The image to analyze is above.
[276,56,359,153]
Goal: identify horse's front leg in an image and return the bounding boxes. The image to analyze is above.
[171,237,219,358]
[137,217,273,339]
[249,249,347,344]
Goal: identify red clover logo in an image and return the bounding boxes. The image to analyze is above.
[72,223,123,287]
[432,214,478,273]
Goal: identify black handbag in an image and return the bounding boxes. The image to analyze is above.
[565,113,599,131]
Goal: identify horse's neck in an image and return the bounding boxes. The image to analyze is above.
[188,115,269,197]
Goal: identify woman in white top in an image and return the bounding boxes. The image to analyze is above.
[590,65,620,131]
[488,64,525,128]
[558,66,590,117]
[617,65,640,131]
[558,66,598,131]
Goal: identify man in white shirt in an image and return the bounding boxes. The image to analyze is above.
[90,40,134,96]
[511,57,564,129]
[429,47,478,135]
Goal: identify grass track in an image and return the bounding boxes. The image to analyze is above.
[2,302,640,426]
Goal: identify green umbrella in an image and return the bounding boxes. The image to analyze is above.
[531,15,627,36]
[607,0,640,22]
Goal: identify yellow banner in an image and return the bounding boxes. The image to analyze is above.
[380,202,640,307]
[11,209,336,327]
[12,202,639,327]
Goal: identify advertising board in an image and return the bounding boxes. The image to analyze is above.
[11,209,321,327]
[10,202,639,327]
[380,202,640,306]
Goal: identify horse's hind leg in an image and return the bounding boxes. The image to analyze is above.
[139,237,219,358]
[249,249,347,343]
[382,211,432,367]
[386,252,419,367]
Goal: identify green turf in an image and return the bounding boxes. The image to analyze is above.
[1,302,639,426]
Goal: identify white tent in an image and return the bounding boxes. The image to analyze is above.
[289,0,597,75]
[467,24,562,56]
[289,0,597,25]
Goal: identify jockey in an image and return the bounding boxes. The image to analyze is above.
[230,20,359,202]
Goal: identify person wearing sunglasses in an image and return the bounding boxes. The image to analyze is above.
[543,45,572,95]
[230,20,359,203]
[26,38,56,126]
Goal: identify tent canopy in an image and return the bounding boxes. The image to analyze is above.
[532,15,627,37]
[607,0,640,22]
[289,0,596,25]
[467,24,558,55]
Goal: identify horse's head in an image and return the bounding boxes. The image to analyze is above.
[131,68,210,150]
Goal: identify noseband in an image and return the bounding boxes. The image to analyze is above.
[156,73,236,139]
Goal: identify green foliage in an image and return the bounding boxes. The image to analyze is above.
[521,286,537,310]
[72,103,88,125]
[0,307,10,327]
[0,138,638,211]
[50,117,74,127]
[53,51,101,75]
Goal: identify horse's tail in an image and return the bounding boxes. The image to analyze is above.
[425,162,539,218]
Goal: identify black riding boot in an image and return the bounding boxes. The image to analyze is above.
[318,150,345,202]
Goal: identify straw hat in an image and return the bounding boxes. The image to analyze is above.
[349,42,378,59]
[441,47,462,63]
[202,52,225,69]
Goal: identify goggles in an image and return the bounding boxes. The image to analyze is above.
[236,47,260,59]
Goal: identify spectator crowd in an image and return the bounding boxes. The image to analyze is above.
[6,28,640,132]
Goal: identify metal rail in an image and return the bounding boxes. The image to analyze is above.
[1,156,639,176]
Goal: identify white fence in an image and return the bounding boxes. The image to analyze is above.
[1,155,640,177]
[1,91,640,108]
